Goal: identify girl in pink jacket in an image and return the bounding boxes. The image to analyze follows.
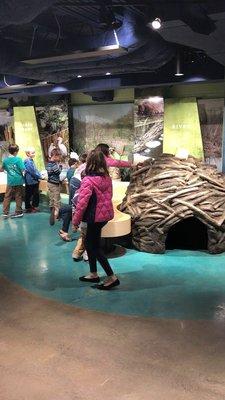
[72,150,120,290]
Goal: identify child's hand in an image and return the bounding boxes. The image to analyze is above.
[72,225,78,232]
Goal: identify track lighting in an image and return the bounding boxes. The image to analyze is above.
[175,53,184,77]
[151,18,162,30]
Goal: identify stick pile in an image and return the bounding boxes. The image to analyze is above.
[120,154,225,254]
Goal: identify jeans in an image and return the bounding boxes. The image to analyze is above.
[85,222,114,276]
[58,205,72,233]
[25,183,39,209]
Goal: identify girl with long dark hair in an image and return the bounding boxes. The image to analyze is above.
[72,150,120,290]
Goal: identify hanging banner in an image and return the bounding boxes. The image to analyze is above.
[14,106,45,170]
[163,98,204,159]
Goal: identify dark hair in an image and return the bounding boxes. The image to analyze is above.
[85,150,109,176]
[79,153,87,164]
[8,144,19,155]
[95,143,109,157]
[68,158,78,167]
[50,148,61,157]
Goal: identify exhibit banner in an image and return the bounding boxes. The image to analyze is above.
[73,103,134,158]
[198,98,224,171]
[14,106,45,170]
[35,101,69,161]
[134,96,164,162]
[163,98,204,159]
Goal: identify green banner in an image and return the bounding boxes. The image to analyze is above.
[14,106,45,170]
[163,98,204,159]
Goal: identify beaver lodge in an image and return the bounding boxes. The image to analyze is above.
[120,155,225,254]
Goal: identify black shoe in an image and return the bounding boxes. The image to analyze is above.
[49,207,55,226]
[96,279,120,290]
[79,276,100,283]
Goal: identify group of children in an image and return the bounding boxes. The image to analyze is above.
[0,144,42,218]
[1,142,133,290]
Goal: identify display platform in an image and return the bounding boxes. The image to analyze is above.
[1,200,225,320]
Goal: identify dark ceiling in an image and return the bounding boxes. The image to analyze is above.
[0,0,225,87]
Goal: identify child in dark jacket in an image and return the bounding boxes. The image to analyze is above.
[24,147,42,212]
[72,150,120,290]
[46,148,62,225]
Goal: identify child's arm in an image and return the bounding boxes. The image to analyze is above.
[72,178,93,227]
[25,159,41,180]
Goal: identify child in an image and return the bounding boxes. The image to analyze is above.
[24,147,42,213]
[1,143,24,218]
[56,154,87,243]
[66,158,79,184]
[46,148,62,225]
[72,150,120,290]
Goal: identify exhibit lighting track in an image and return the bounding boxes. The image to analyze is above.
[21,45,128,65]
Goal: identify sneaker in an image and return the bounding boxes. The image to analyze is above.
[11,212,24,218]
[25,208,33,213]
[58,230,72,242]
[2,213,9,218]
[72,252,83,262]
[83,251,89,262]
[32,207,40,212]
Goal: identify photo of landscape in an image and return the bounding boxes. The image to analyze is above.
[73,103,134,157]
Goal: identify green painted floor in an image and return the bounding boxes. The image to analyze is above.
[1,199,225,320]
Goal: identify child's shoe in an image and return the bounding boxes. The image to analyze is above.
[83,251,89,262]
[32,207,40,212]
[58,230,72,242]
[2,213,9,218]
[11,212,23,218]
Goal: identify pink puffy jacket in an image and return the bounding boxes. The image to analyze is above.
[72,174,114,226]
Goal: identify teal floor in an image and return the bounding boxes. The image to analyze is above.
[1,199,225,320]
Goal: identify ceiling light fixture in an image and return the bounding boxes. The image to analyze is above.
[151,18,162,30]
[175,53,184,77]
[77,75,82,78]
[106,72,111,76]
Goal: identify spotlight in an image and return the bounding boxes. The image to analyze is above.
[175,53,184,77]
[151,18,162,30]
[77,75,82,78]
[106,72,111,76]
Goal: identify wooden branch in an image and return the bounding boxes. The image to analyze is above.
[175,199,221,228]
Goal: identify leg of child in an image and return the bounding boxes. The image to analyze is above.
[58,205,72,241]
[3,186,13,215]
[32,183,40,210]
[47,182,54,209]
[25,184,33,211]
[72,226,86,260]
[53,186,61,217]
[14,186,23,214]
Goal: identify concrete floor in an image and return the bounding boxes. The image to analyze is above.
[1,275,225,400]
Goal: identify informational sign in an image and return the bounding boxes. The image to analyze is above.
[14,106,45,170]
[163,98,204,159]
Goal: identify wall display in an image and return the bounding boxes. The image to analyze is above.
[134,96,164,162]
[35,101,69,161]
[0,109,14,165]
[14,106,45,170]
[121,155,225,254]
[163,98,204,159]
[198,98,224,171]
[73,103,134,158]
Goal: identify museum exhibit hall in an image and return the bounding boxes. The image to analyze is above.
[1,1,225,399]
